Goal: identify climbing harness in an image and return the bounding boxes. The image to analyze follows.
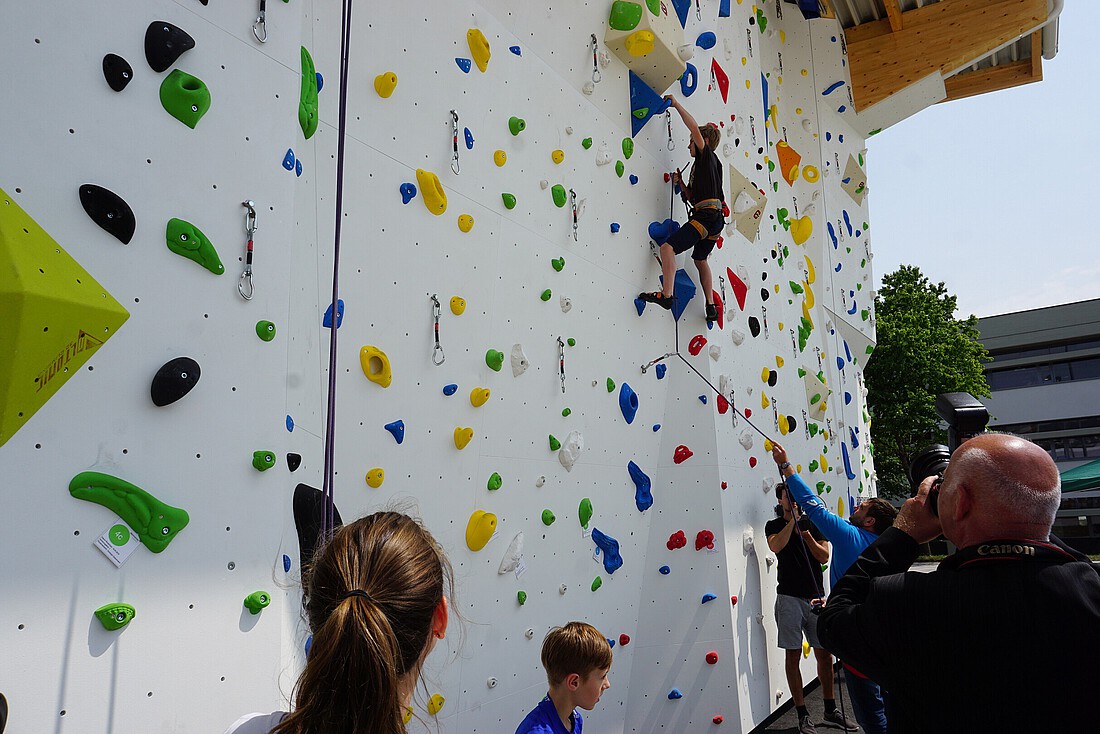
[589,35,602,84]
[666,110,675,151]
[238,200,257,300]
[557,337,566,393]
[430,294,445,366]
[252,0,267,43]
[450,110,461,174]
[569,188,579,242]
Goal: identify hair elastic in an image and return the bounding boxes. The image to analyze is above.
[342,589,374,603]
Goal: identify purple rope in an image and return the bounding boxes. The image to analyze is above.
[321,0,354,537]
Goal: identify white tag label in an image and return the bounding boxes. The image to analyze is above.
[514,559,528,578]
[581,527,592,538]
[707,547,720,555]
[592,546,601,563]
[95,518,140,568]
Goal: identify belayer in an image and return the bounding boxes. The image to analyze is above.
[640,94,725,323]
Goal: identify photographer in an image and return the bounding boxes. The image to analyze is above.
[772,442,896,734]
[817,434,1100,733]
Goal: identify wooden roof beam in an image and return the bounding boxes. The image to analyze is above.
[942,30,1044,103]
[884,0,903,32]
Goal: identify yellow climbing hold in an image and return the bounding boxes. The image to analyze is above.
[761,392,770,408]
[373,71,397,98]
[790,215,812,245]
[745,79,751,89]
[454,426,474,450]
[428,693,446,716]
[778,414,790,435]
[801,69,808,76]
[450,296,466,315]
[760,367,771,383]
[804,256,816,284]
[494,150,507,167]
[741,56,748,66]
[803,282,815,310]
[359,345,392,388]
[776,356,785,367]
[467,28,491,72]
[802,165,820,183]
[458,214,474,233]
[404,707,413,724]
[764,438,774,452]
[415,169,447,215]
[551,149,564,164]
[470,387,491,407]
[820,454,829,473]
[624,30,655,56]
[365,468,384,488]
[838,497,846,518]
[465,510,496,551]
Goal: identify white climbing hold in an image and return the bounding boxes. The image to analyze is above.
[565,126,574,135]
[733,190,756,214]
[535,475,546,488]
[511,344,530,377]
[576,198,587,219]
[743,527,755,555]
[801,118,812,132]
[595,143,612,166]
[560,296,572,313]
[558,430,584,472]
[540,179,550,189]
[677,44,695,61]
[719,374,732,395]
[722,142,736,157]
[487,677,498,688]
[498,532,524,574]
[582,80,595,95]
[526,627,536,639]
[762,477,774,494]
[730,329,745,346]
[559,584,568,594]
[734,116,746,135]
[709,344,721,361]
[739,429,754,450]
[598,49,611,68]
[725,308,736,323]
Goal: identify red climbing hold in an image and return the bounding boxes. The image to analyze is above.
[711,290,724,328]
[619,633,631,646]
[706,651,719,665]
[716,394,729,414]
[710,58,729,103]
[688,335,707,356]
[666,530,687,550]
[715,235,724,250]
[743,408,752,418]
[663,172,671,183]
[713,715,724,724]
[749,456,758,468]
[721,481,728,489]
[726,267,748,311]
[721,202,730,217]
[730,595,738,606]
[695,529,715,551]
[674,445,694,464]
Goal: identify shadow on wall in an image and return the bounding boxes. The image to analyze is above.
[739,546,772,722]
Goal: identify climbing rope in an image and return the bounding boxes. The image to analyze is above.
[557,337,566,393]
[430,294,445,365]
[252,0,267,43]
[569,189,578,242]
[589,34,602,84]
[450,110,460,174]
[238,200,256,300]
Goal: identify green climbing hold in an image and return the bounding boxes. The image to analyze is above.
[645,0,660,15]
[541,289,552,301]
[252,450,276,471]
[808,460,819,472]
[609,1,643,31]
[542,509,556,526]
[815,481,827,494]
[622,138,634,160]
[567,338,576,347]
[591,576,603,592]
[632,108,649,120]
[256,320,276,341]
[486,349,505,371]
[809,423,819,437]
[159,69,210,129]
[244,590,271,614]
[615,161,625,178]
[166,218,224,275]
[502,193,517,210]
[562,408,571,417]
[549,434,561,451]
[861,309,870,321]
[517,590,527,605]
[581,137,593,149]
[579,497,593,529]
[798,367,807,377]
[487,472,503,491]
[551,184,567,208]
[94,603,136,631]
[789,281,804,294]
[508,116,526,135]
[552,257,565,271]
[810,393,821,405]
[606,378,615,392]
[299,46,319,139]
[69,471,189,553]
[755,8,768,32]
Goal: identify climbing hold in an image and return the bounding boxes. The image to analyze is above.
[455,57,472,73]
[669,689,683,700]
[688,335,707,356]
[562,408,571,417]
[803,165,820,183]
[549,435,561,451]
[465,510,496,550]
[551,184,567,208]
[299,47,319,139]
[790,216,813,245]
[558,430,584,471]
[667,530,687,550]
[611,222,620,233]
[709,345,721,361]
[159,69,210,128]
[624,29,656,56]
[619,383,639,424]
[696,31,717,49]
[560,297,573,313]
[502,193,517,210]
[457,214,474,233]
[711,58,729,102]
[622,138,634,160]
[102,53,134,92]
[591,527,623,574]
[701,593,717,604]
[287,453,301,472]
[69,471,189,553]
[150,356,201,406]
[508,116,526,135]
[673,445,693,464]
[95,602,136,631]
[79,184,136,245]
[497,532,524,574]
[384,420,405,444]
[454,427,474,450]
[144,21,195,72]
[552,149,564,164]
[655,364,666,379]
[415,169,447,215]
[578,497,593,529]
[731,595,738,606]
[591,576,603,592]
[609,0,643,30]
[428,693,446,716]
[749,456,758,468]
[255,320,276,342]
[595,143,613,166]
[283,149,296,171]
[628,461,653,512]
[540,289,552,301]
[581,137,594,149]
[359,346,392,388]
[467,28,491,72]
[399,182,417,204]
[680,62,698,97]
[373,71,397,98]
[542,509,556,526]
[493,149,507,167]
[659,565,671,574]
[606,378,616,393]
[449,296,466,315]
[695,529,715,551]
[566,338,576,347]
[634,297,646,316]
[615,161,625,178]
[510,45,521,55]
[365,468,384,488]
[244,591,271,615]
[166,218,223,274]
[252,450,276,471]
[706,651,719,664]
[443,384,458,396]
[487,472,503,491]
[698,395,707,405]
[485,349,504,371]
[470,387,491,407]
[619,633,631,646]
[517,590,527,605]
[551,257,566,271]
[464,127,474,149]
[510,344,529,377]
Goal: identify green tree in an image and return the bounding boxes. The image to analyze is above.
[865,265,990,500]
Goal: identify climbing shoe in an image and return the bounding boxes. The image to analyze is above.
[640,291,674,310]
[705,303,718,323]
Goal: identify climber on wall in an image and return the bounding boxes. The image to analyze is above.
[639,94,725,323]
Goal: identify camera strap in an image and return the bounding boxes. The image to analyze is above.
[944,538,1084,571]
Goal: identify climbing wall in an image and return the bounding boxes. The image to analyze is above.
[0,1,879,732]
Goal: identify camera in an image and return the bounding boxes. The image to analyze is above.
[908,392,990,515]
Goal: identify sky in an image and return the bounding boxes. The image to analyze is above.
[865,2,1099,320]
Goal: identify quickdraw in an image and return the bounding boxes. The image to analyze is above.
[569,188,578,242]
[589,34,602,84]
[239,200,257,300]
[252,0,267,43]
[666,110,675,151]
[450,110,461,174]
[431,294,445,365]
[557,337,566,393]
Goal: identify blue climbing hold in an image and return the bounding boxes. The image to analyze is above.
[655,364,666,380]
[847,300,858,316]
[844,391,852,405]
[659,565,671,575]
[634,297,646,316]
[591,527,623,574]
[608,638,615,648]
[610,222,620,233]
[509,45,521,56]
[455,57,472,73]
[295,159,303,177]
[719,0,731,17]
[837,356,845,371]
[842,441,856,480]
[282,148,295,171]
[628,461,653,512]
[629,71,672,137]
[696,32,716,50]
[323,299,344,329]
[283,554,291,572]
[384,420,405,444]
[400,182,417,204]
[305,635,313,656]
[844,340,852,363]
[698,395,707,405]
[652,424,661,432]
[701,592,717,604]
[619,383,639,424]
[286,415,294,432]
[649,218,679,245]
[464,127,474,149]
[315,72,324,92]
[671,0,690,27]
[668,688,683,700]
[680,62,698,97]
[850,426,860,448]
[661,269,697,322]
[822,80,844,96]
[827,221,838,249]
[443,383,458,396]
[843,210,853,236]
[629,174,639,185]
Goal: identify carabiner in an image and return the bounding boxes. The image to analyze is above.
[450,110,461,175]
[239,200,257,300]
[253,0,268,43]
[557,337,566,393]
[431,294,445,365]
[666,110,675,151]
[589,35,602,84]
[569,189,578,242]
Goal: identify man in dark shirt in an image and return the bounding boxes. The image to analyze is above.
[640,94,724,323]
[767,482,857,734]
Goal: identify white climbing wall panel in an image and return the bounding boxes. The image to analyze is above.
[0,1,880,732]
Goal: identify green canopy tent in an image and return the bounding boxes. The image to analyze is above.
[1061,457,1100,493]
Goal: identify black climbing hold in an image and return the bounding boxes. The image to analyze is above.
[761,271,768,281]
[144,21,195,73]
[748,316,761,337]
[150,357,200,406]
[767,370,778,387]
[79,184,136,244]
[786,415,797,432]
[294,483,343,572]
[102,54,133,92]
[287,453,302,472]
[760,287,770,302]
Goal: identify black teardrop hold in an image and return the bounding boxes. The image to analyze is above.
[749,316,761,337]
[287,453,302,472]
[102,54,133,92]
[150,357,201,406]
[79,184,136,244]
[144,21,196,73]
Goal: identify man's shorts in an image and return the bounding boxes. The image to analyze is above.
[665,208,724,260]
[775,593,822,650]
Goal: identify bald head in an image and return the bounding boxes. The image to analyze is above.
[941,434,1061,545]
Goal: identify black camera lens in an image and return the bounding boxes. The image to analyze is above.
[909,444,951,494]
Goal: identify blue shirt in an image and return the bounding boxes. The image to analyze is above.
[783,471,878,587]
[515,695,582,734]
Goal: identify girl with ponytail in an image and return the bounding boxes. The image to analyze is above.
[224,511,453,734]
